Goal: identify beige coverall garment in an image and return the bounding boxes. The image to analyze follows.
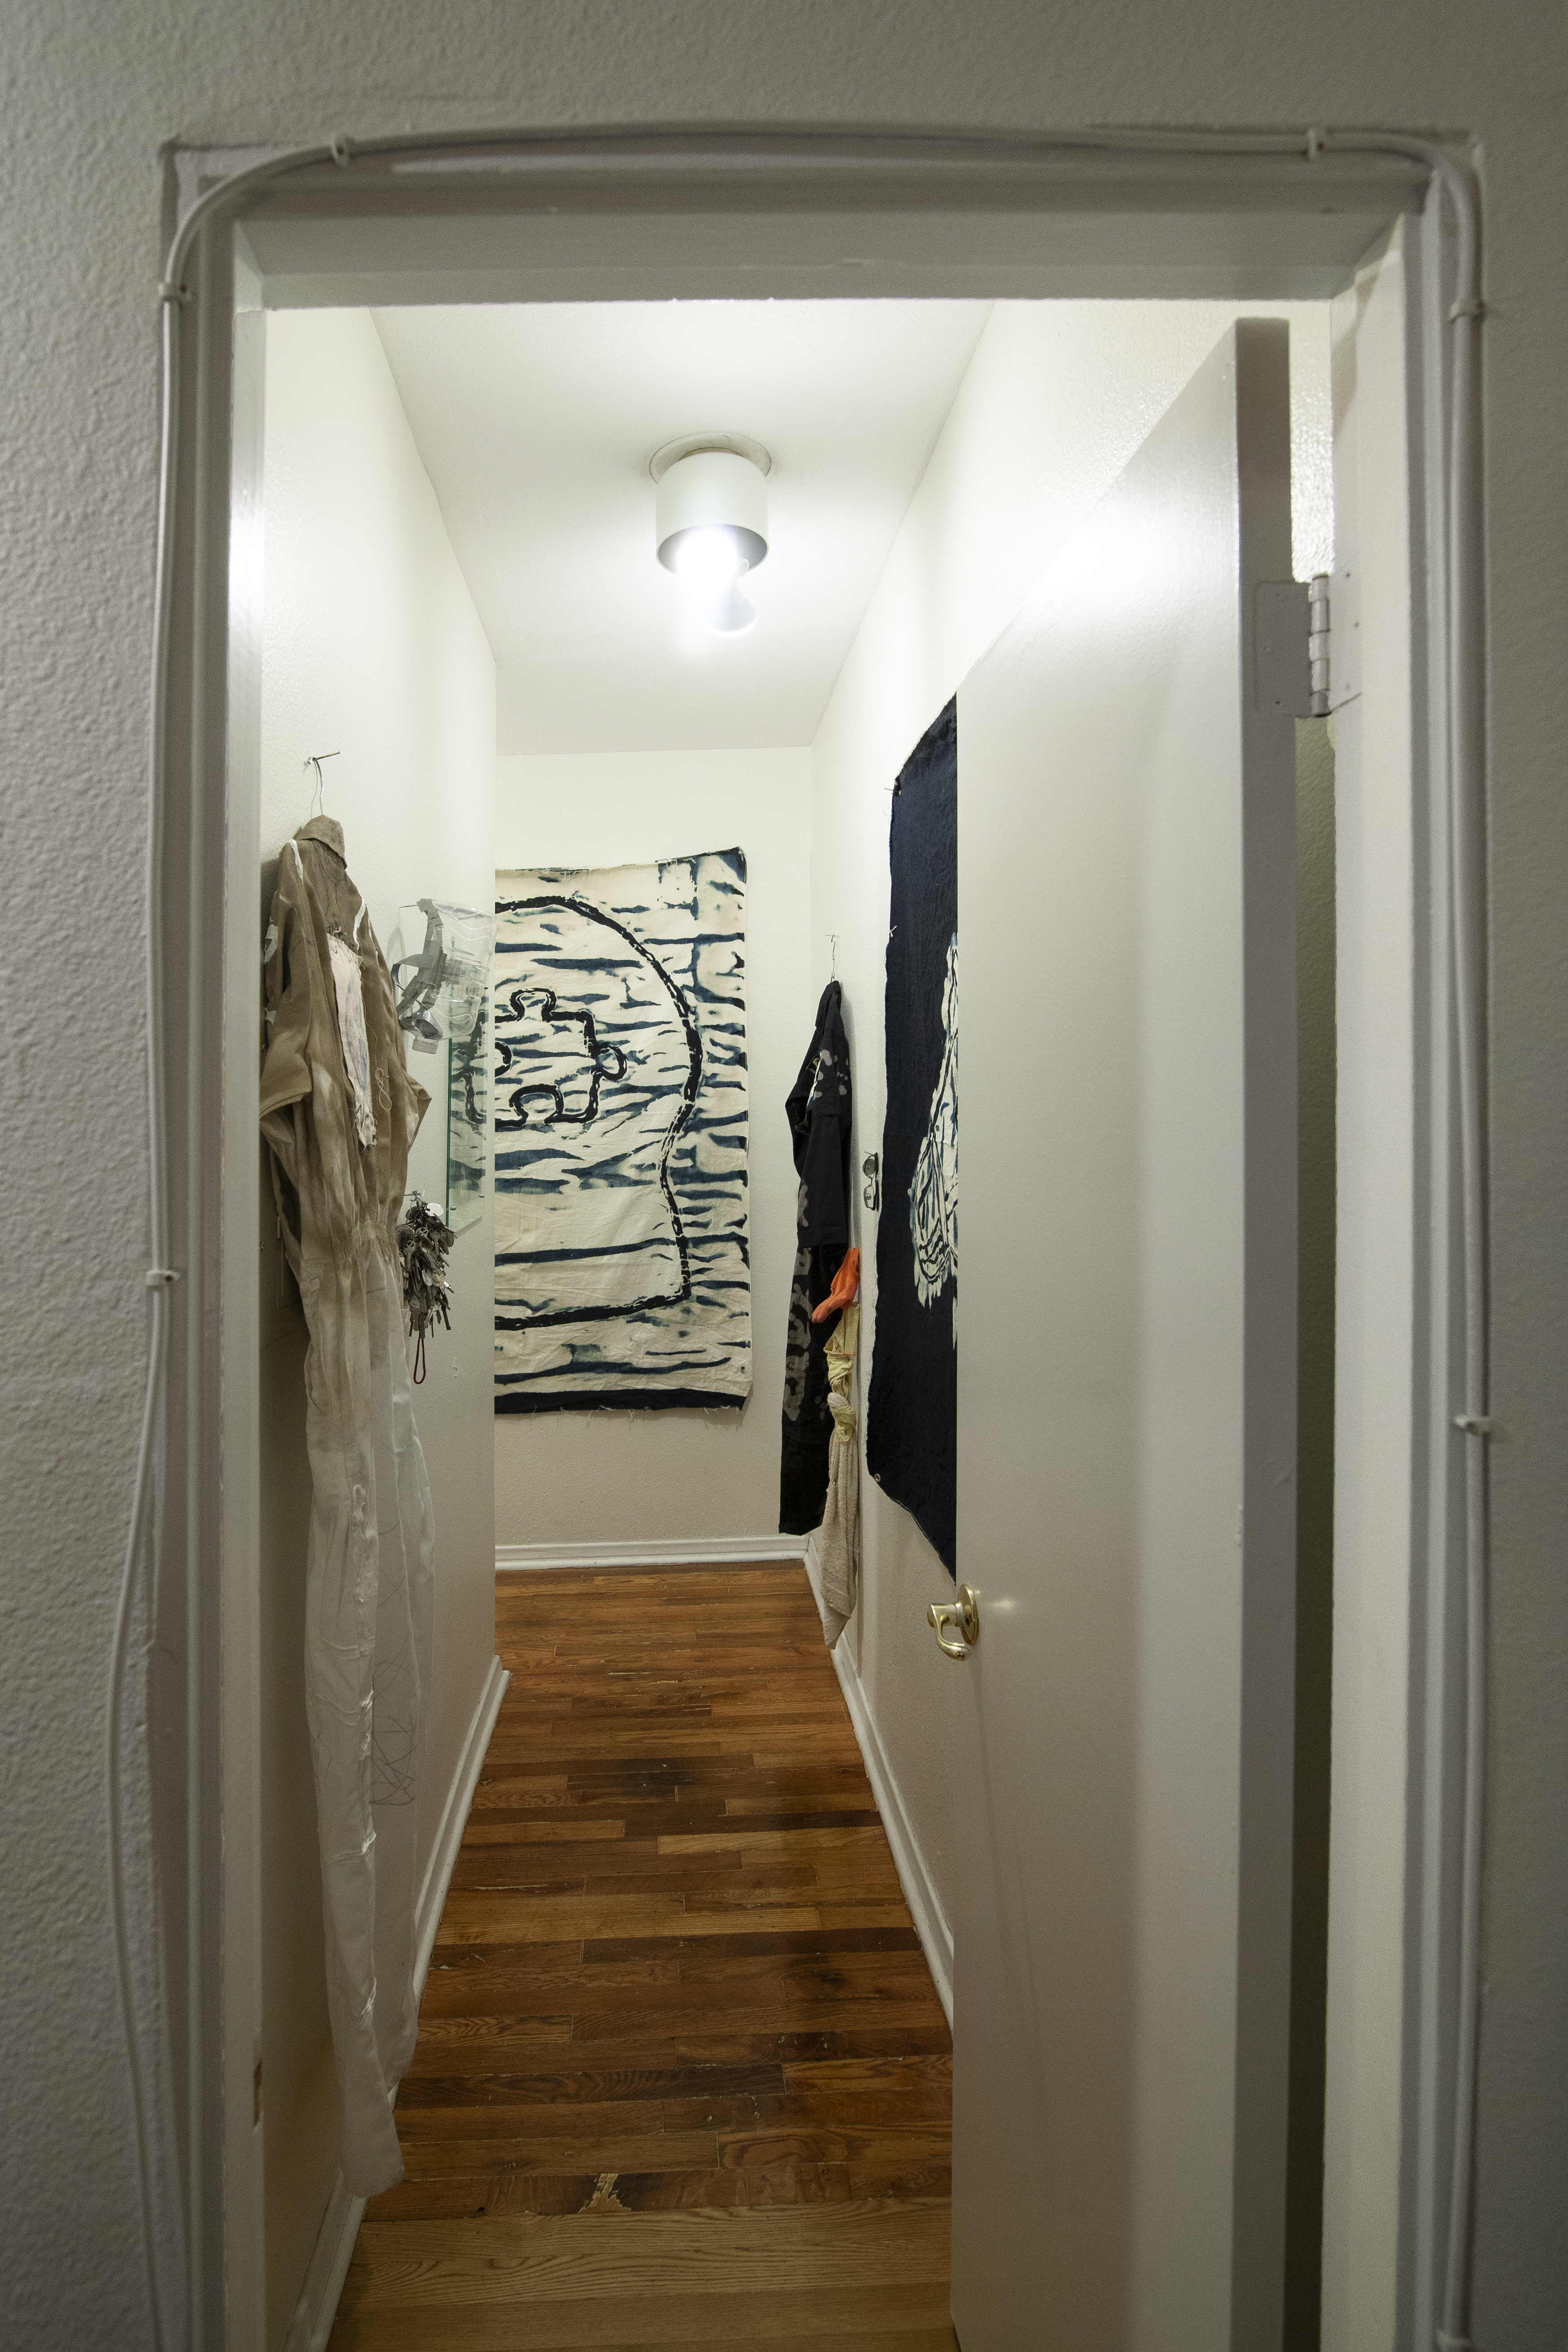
[260,817,435,2198]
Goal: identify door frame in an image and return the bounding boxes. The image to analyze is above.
[137,124,1483,2349]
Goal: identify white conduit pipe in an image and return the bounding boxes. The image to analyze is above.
[108,278,185,2352]
[122,122,1488,2352]
[1420,142,1490,2352]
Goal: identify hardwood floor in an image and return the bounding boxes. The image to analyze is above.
[328,1564,957,2350]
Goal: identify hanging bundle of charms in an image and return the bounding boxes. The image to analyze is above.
[396,1193,455,1384]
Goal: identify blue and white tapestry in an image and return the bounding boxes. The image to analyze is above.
[866,701,958,1571]
[492,848,751,1413]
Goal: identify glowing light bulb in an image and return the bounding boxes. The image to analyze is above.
[708,582,756,635]
[674,526,745,595]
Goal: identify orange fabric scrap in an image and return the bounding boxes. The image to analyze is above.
[811,1246,860,1324]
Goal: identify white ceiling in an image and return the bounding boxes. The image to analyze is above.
[371,300,991,755]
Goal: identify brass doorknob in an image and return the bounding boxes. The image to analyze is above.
[927,1585,980,1661]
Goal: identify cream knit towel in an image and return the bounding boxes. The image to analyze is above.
[818,1305,861,1647]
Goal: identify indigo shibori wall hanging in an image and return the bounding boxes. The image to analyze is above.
[866,702,958,1570]
[492,849,751,1412]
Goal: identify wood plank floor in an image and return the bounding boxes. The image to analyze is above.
[329,1564,957,2350]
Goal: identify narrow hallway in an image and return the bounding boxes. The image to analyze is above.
[329,1565,956,2348]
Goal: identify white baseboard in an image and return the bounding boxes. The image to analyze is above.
[282,2170,365,2352]
[805,1540,955,2025]
[496,1535,808,1572]
[414,1652,510,1998]
[286,1653,509,2352]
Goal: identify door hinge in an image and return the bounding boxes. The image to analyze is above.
[1307,572,1331,716]
[1253,574,1333,720]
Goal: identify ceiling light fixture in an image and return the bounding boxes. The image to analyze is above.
[652,435,771,637]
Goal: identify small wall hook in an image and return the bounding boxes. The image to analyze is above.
[828,932,838,979]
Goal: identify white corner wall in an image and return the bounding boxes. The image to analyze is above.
[1319,232,1415,2352]
[493,748,813,1548]
[256,307,497,2351]
[811,295,1332,1949]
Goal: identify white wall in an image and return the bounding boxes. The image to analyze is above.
[256,307,497,2349]
[6,13,1566,2349]
[810,296,1332,1944]
[493,748,812,1547]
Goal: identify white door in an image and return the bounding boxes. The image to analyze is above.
[951,321,1299,2351]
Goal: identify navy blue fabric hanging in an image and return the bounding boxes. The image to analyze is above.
[867,700,958,1573]
[778,980,852,1535]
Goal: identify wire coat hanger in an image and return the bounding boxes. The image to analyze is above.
[304,749,341,816]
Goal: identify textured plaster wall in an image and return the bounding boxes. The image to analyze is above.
[0,7,1562,2348]
[491,749,813,1548]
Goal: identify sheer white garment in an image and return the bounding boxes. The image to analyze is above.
[261,817,435,2197]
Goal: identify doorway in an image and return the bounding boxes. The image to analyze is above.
[144,124,1476,2352]
[245,275,1341,2352]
